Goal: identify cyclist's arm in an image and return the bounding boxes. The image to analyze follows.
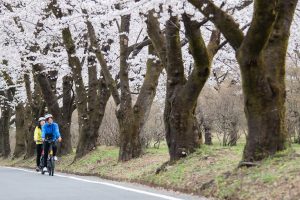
[34,127,38,142]
[54,123,61,140]
[41,125,46,140]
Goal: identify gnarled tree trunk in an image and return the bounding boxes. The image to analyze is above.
[13,103,26,158]
[240,0,297,161]
[148,13,219,161]
[189,0,298,162]
[75,54,110,159]
[117,15,142,161]
[0,106,12,158]
[0,92,12,158]
[133,44,163,148]
[0,71,15,158]
[59,75,74,155]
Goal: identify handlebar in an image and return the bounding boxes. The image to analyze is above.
[43,139,57,143]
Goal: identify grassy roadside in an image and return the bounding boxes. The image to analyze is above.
[1,143,300,200]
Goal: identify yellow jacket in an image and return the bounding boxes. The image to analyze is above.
[34,126,43,144]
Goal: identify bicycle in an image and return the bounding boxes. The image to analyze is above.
[41,139,56,176]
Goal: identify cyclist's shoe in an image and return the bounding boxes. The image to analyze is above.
[35,167,40,172]
[54,156,58,161]
[43,167,48,172]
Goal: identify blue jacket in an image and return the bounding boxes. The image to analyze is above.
[42,122,61,141]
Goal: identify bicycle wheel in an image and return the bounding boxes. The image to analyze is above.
[48,158,52,176]
[48,158,54,176]
[51,159,55,176]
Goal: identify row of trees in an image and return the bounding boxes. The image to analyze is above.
[0,0,299,165]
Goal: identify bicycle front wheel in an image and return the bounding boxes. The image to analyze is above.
[50,159,55,176]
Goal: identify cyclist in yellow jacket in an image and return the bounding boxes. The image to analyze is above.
[34,117,45,171]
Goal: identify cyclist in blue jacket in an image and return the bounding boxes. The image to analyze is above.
[42,114,62,173]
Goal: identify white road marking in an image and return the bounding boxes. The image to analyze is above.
[2,167,184,200]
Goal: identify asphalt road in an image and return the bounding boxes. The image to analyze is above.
[0,167,204,200]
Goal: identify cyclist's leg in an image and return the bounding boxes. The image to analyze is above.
[52,143,57,157]
[36,144,42,167]
[43,142,50,167]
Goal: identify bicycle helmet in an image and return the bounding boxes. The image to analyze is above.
[44,114,53,120]
[38,117,45,122]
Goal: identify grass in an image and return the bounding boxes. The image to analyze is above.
[1,142,300,200]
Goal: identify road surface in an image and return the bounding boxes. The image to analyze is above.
[0,167,204,200]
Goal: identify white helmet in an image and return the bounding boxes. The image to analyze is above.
[38,117,45,122]
[44,114,53,120]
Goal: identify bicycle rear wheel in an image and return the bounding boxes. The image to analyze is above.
[40,157,45,175]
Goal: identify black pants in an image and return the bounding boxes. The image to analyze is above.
[36,144,43,167]
[43,142,57,167]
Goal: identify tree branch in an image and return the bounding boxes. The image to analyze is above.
[188,0,244,50]
[82,9,121,105]
[239,0,277,57]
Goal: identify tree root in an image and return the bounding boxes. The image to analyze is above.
[238,161,260,168]
[155,161,172,174]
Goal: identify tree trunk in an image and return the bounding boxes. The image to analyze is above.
[117,112,141,161]
[165,98,201,160]
[146,12,220,161]
[13,103,26,158]
[59,75,74,155]
[75,55,110,159]
[189,0,298,162]
[240,61,286,160]
[239,0,297,161]
[203,121,212,145]
[85,12,147,161]
[0,73,15,158]
[0,107,11,158]
[133,44,163,148]
[228,120,238,146]
[117,15,142,161]
[163,15,219,161]
[24,105,36,158]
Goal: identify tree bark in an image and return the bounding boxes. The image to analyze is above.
[0,71,15,158]
[146,13,220,161]
[162,15,219,161]
[0,105,12,158]
[203,121,213,145]
[116,15,142,161]
[0,90,13,158]
[13,103,26,158]
[134,44,163,148]
[75,54,110,159]
[189,0,298,162]
[240,0,298,161]
[59,75,74,155]
[228,120,238,146]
